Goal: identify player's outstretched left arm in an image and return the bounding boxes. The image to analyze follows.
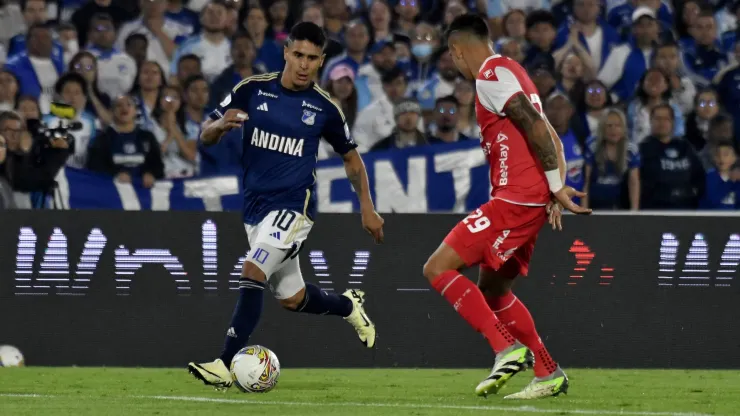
[504,93,591,216]
[342,149,384,244]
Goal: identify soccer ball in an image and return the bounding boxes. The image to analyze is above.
[230,345,280,393]
[0,345,24,367]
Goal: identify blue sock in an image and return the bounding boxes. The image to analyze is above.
[294,283,353,317]
[219,277,265,366]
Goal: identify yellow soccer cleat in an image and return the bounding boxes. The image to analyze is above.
[342,289,377,348]
[187,358,233,390]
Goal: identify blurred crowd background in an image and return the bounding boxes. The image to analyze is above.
[0,0,738,211]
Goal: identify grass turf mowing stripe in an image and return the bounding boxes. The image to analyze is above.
[142,395,714,416]
[0,393,716,416]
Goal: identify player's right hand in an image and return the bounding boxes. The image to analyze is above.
[218,109,248,132]
[361,210,384,244]
[553,186,592,215]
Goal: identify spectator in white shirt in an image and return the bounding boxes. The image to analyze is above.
[130,60,167,133]
[115,0,191,75]
[170,0,231,83]
[68,51,113,126]
[151,84,198,178]
[87,13,137,101]
[353,66,413,152]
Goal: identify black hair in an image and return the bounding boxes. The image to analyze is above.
[435,94,459,108]
[637,68,672,104]
[57,22,76,33]
[526,10,556,30]
[90,12,114,25]
[182,74,208,93]
[231,31,254,43]
[20,0,46,12]
[650,102,675,121]
[125,33,148,47]
[129,60,167,95]
[381,66,406,84]
[54,72,88,97]
[714,139,735,150]
[27,22,52,37]
[444,13,490,41]
[287,21,326,49]
[178,53,202,68]
[710,112,734,129]
[656,39,679,51]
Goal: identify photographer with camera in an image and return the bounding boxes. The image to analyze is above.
[0,110,72,208]
[86,95,164,189]
[43,73,99,169]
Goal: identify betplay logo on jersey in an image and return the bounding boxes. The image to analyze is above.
[302,101,322,112]
[258,89,278,99]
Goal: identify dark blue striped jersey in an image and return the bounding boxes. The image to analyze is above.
[209,72,357,225]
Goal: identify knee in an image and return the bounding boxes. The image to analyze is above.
[279,291,304,311]
[242,261,266,282]
[422,257,441,283]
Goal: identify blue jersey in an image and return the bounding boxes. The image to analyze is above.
[209,72,357,225]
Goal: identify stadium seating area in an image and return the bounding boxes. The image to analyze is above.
[0,0,738,210]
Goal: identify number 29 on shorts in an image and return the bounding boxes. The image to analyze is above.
[462,209,490,233]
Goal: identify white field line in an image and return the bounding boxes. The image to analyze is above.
[0,393,717,416]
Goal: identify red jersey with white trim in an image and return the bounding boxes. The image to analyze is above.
[475,54,549,206]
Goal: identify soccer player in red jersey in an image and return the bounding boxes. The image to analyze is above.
[423,14,592,399]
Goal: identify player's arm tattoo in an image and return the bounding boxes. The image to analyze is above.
[342,150,375,211]
[504,93,559,171]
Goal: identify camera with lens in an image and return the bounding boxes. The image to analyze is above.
[26,102,82,158]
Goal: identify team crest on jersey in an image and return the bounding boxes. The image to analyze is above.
[302,110,316,126]
[123,143,136,154]
[484,69,493,79]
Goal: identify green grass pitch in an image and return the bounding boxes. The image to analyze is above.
[1,368,738,415]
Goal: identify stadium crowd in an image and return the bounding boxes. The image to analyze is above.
[0,0,738,210]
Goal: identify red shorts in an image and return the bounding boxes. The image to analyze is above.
[443,199,547,277]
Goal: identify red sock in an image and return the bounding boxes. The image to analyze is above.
[487,291,558,377]
[432,271,515,353]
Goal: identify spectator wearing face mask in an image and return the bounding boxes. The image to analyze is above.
[320,19,369,86]
[428,95,470,144]
[87,94,164,189]
[355,40,397,111]
[371,98,428,151]
[416,47,458,119]
[407,22,439,94]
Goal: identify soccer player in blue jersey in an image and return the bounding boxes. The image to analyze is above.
[187,22,384,389]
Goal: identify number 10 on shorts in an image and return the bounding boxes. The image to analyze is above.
[463,209,490,233]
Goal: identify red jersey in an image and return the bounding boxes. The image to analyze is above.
[475,54,549,206]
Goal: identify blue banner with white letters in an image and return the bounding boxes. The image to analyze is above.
[59,141,491,213]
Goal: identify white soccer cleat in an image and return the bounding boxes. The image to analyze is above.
[342,289,377,348]
[187,358,233,390]
[504,366,569,399]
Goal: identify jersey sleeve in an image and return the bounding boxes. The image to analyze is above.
[475,65,525,115]
[583,136,596,165]
[322,102,358,155]
[208,78,253,121]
